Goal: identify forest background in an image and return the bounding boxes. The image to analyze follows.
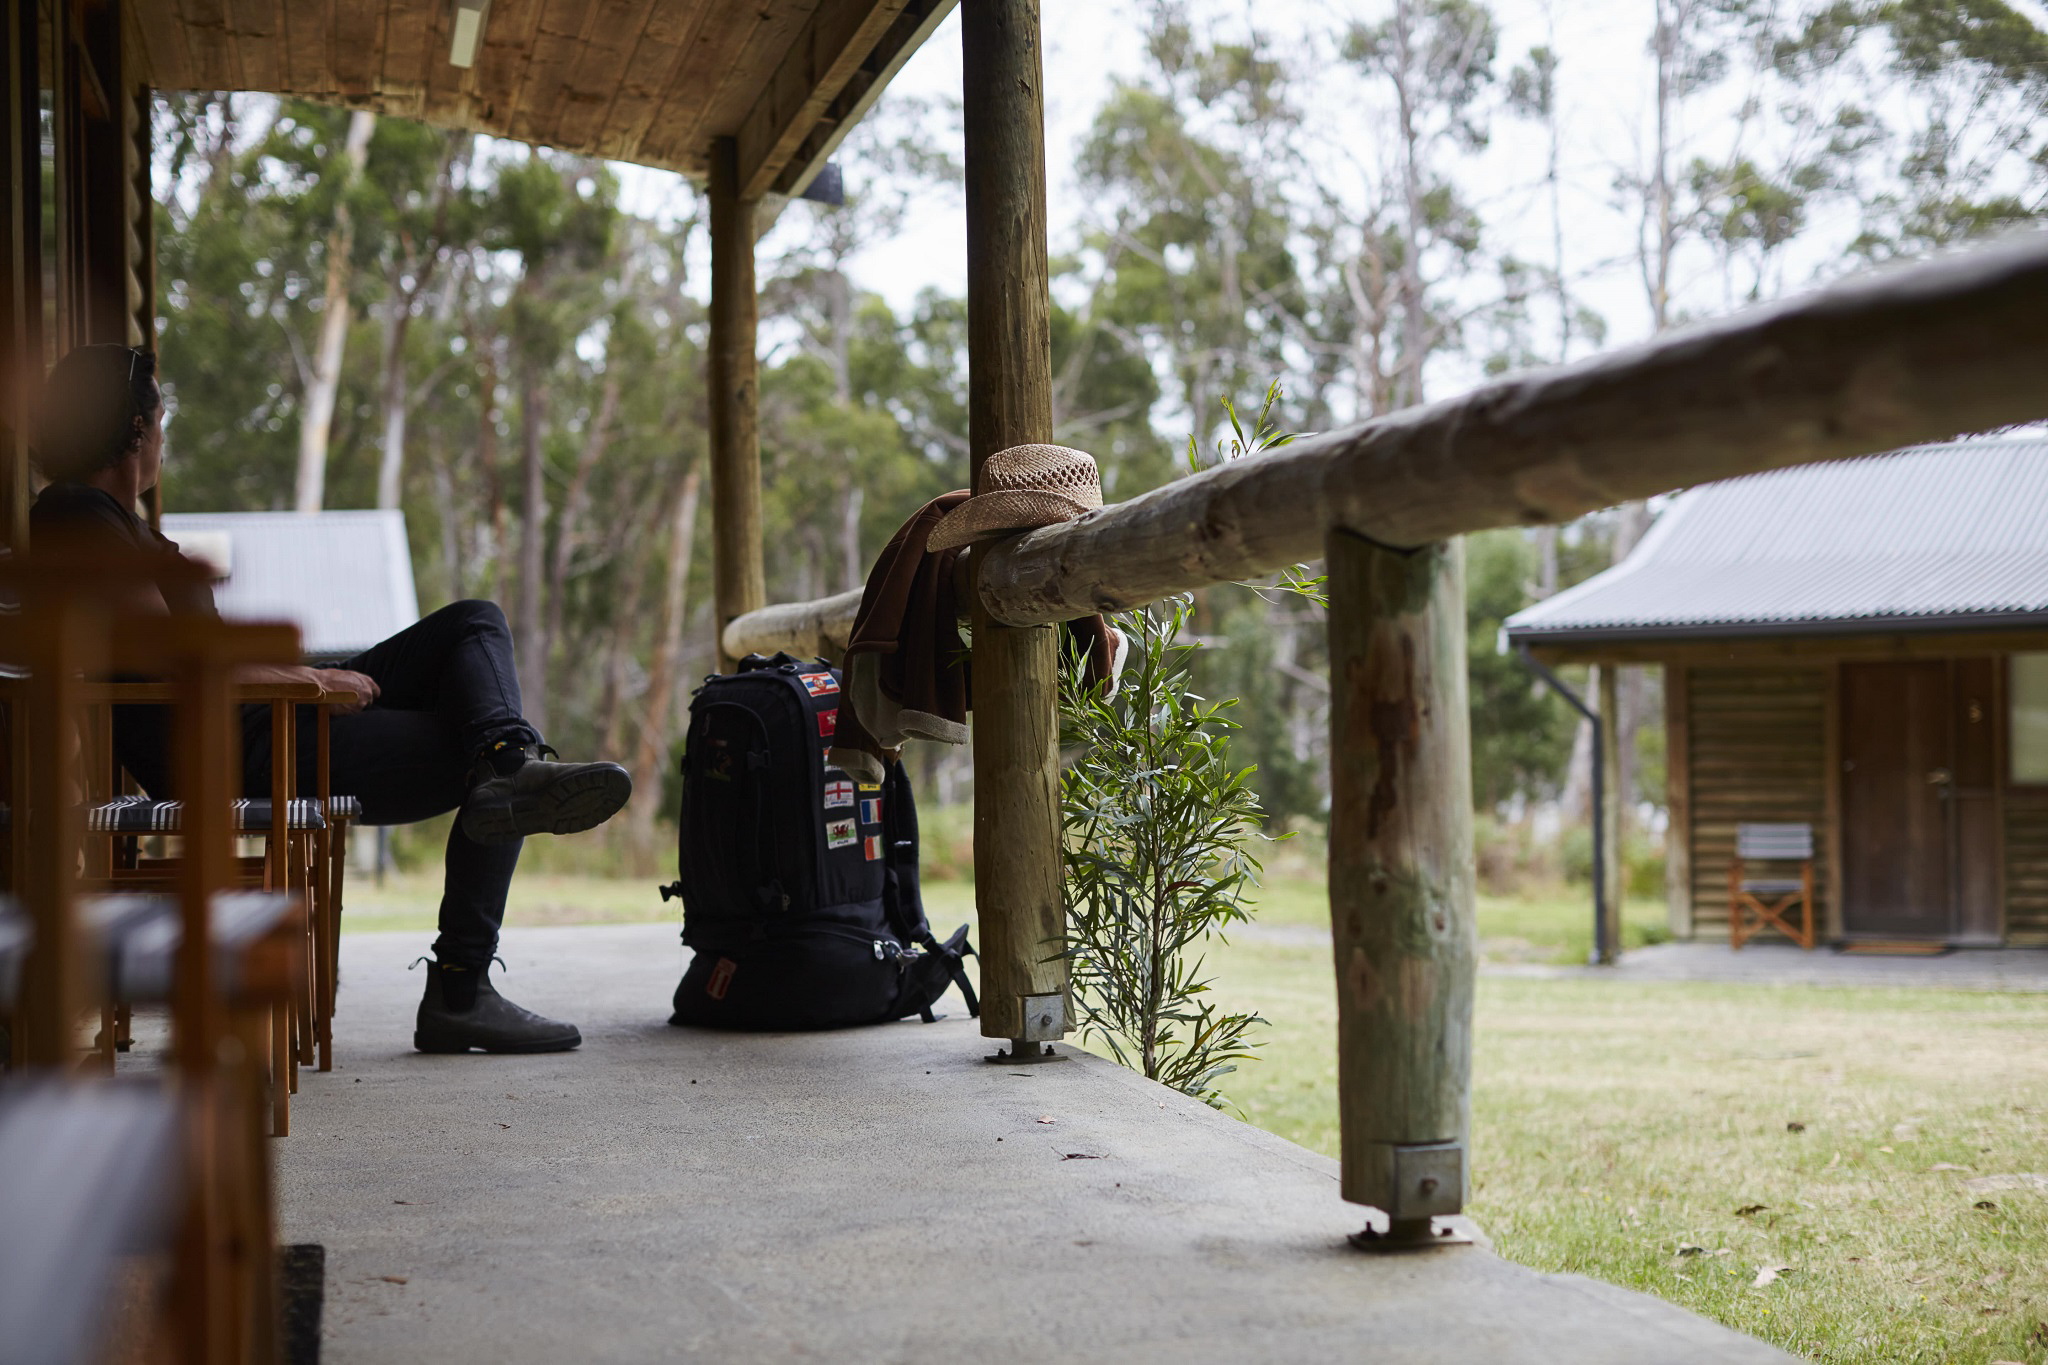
[138,0,2048,876]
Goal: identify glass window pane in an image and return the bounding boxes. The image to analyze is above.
[2011,655,2048,784]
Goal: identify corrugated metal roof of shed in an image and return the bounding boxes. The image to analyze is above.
[160,509,421,658]
[1505,438,2048,639]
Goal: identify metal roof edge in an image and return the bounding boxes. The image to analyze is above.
[1502,490,1697,629]
[1504,608,2048,645]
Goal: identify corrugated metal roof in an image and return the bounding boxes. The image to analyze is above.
[160,509,421,658]
[1505,438,2048,640]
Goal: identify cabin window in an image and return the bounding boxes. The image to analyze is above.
[2012,655,2048,784]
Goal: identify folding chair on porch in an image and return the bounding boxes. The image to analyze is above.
[1729,822,1817,950]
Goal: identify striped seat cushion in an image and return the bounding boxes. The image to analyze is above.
[0,899,28,1009]
[80,892,299,1001]
[0,891,297,1006]
[87,795,328,833]
[326,795,361,821]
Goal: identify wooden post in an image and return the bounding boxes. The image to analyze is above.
[962,0,1065,1055]
[707,137,765,673]
[1664,664,1692,939]
[1326,531,1476,1244]
[1597,664,1625,963]
[16,603,96,1065]
[1,0,41,553]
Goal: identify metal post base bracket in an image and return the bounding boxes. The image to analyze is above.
[1349,1217,1474,1252]
[986,1040,1064,1064]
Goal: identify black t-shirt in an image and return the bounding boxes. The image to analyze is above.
[28,482,219,617]
[29,483,218,795]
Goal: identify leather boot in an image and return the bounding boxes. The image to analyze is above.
[459,741,631,847]
[414,960,582,1054]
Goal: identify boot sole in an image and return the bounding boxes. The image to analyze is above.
[413,1030,583,1054]
[461,765,632,847]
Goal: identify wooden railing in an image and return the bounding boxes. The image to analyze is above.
[733,233,2048,656]
[723,230,2048,1244]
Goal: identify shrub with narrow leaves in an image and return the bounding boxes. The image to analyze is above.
[1058,597,1271,1107]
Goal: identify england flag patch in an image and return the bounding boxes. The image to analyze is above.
[824,777,855,809]
[817,708,838,738]
[827,818,857,849]
[800,671,840,697]
[859,796,883,825]
[863,833,883,861]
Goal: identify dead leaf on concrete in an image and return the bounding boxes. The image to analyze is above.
[1752,1265,1792,1288]
[379,1276,408,1286]
[1036,1116,1056,1125]
[1964,1173,2048,1194]
[1061,1153,1103,1160]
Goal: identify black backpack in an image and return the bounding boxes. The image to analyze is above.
[661,652,977,1030]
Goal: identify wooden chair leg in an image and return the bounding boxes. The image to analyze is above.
[269,1003,290,1137]
[294,835,317,1070]
[1728,858,1743,950]
[1800,860,1816,949]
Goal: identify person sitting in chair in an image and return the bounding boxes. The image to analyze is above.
[30,343,632,1055]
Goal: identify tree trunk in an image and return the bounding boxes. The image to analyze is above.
[295,110,374,514]
[374,273,413,510]
[840,480,864,592]
[626,464,703,849]
[1392,0,1428,409]
[517,361,549,734]
[541,372,623,675]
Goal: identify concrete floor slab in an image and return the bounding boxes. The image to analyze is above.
[279,924,1790,1364]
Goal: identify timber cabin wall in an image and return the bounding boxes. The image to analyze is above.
[2006,790,2048,944]
[1680,665,1833,940]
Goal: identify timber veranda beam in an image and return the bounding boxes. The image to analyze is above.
[722,231,2048,652]
[707,138,766,673]
[960,0,1065,1059]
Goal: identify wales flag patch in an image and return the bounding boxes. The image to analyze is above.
[826,818,857,850]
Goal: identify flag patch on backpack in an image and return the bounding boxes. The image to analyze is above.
[827,818,857,849]
[824,777,855,808]
[799,671,840,697]
[859,796,882,825]
[863,833,882,861]
[818,708,838,738]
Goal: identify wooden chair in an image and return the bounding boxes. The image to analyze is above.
[1729,821,1817,950]
[0,551,304,1364]
[77,681,327,1132]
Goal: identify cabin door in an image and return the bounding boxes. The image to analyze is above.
[1839,662,1953,939]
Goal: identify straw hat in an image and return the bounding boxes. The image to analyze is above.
[927,443,1103,552]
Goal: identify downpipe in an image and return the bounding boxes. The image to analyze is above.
[1512,642,1611,965]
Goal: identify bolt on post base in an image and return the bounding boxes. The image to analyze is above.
[1348,1216,1473,1252]
[986,1039,1064,1064]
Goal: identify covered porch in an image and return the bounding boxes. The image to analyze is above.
[273,921,1782,1364]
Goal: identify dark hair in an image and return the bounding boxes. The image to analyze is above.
[35,344,162,483]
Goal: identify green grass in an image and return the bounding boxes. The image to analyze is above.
[1205,932,2048,1365]
[341,869,2048,1362]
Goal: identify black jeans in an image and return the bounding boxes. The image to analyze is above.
[241,600,538,969]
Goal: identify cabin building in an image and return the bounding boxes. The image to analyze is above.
[1507,438,2048,948]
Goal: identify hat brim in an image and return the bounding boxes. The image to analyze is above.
[926,489,1096,552]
